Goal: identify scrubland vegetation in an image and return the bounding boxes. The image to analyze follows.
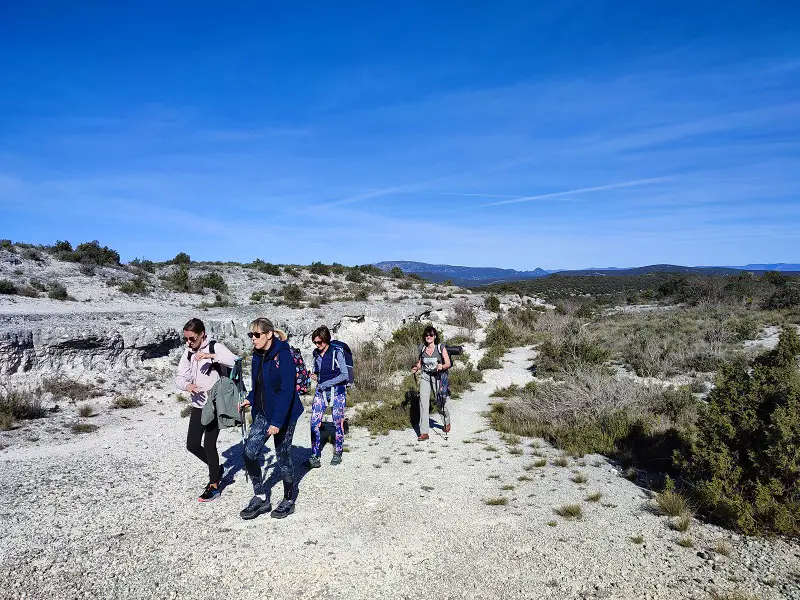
[483,271,800,536]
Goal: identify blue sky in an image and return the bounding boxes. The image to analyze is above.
[1,1,798,270]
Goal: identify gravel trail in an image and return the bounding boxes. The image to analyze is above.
[2,347,798,600]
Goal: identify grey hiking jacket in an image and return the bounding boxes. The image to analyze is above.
[201,376,244,429]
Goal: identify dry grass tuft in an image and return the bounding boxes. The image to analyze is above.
[77,404,95,418]
[585,492,603,502]
[713,540,733,557]
[630,534,644,544]
[571,472,588,484]
[485,497,508,506]
[71,422,99,434]
[112,396,143,409]
[553,504,583,519]
[671,513,692,532]
[677,537,694,548]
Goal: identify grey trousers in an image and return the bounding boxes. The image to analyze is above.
[419,372,451,435]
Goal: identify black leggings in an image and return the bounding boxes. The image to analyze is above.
[186,407,220,484]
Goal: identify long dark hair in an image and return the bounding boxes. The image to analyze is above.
[183,318,205,334]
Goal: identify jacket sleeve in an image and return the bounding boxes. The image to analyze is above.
[270,347,298,429]
[318,348,349,390]
[212,342,238,368]
[175,351,192,392]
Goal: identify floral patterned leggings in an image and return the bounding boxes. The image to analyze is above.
[310,387,346,455]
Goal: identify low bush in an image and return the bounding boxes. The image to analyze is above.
[51,240,120,265]
[42,378,99,402]
[129,258,155,273]
[250,259,281,276]
[119,276,149,295]
[309,261,331,276]
[162,266,192,292]
[0,388,47,425]
[449,301,479,330]
[193,271,228,293]
[346,269,364,283]
[48,282,69,300]
[112,396,143,409]
[484,295,501,312]
[0,279,17,294]
[478,345,507,370]
[675,327,800,535]
[390,266,404,278]
[282,283,303,304]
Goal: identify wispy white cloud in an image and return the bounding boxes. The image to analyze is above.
[483,177,673,207]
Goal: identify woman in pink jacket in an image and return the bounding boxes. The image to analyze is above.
[175,318,238,502]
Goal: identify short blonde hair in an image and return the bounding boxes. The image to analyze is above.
[248,317,287,341]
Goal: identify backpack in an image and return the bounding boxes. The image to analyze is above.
[330,340,355,387]
[187,340,232,378]
[274,346,312,395]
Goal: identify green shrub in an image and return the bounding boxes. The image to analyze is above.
[282,283,303,304]
[129,257,155,273]
[250,290,268,303]
[283,266,299,277]
[346,269,364,283]
[250,259,281,276]
[0,239,13,251]
[676,327,800,535]
[390,266,404,278]
[484,295,501,312]
[350,400,409,435]
[171,252,191,265]
[112,396,143,409]
[0,279,17,294]
[450,301,479,330]
[0,389,46,422]
[162,266,192,292]
[119,276,148,295]
[484,318,516,348]
[59,240,121,265]
[194,271,228,293]
[478,345,507,370]
[48,282,69,300]
[309,261,331,276]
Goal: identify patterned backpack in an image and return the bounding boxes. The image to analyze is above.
[274,346,312,395]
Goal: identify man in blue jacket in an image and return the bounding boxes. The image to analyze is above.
[238,318,304,520]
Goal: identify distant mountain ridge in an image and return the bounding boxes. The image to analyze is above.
[374,260,800,287]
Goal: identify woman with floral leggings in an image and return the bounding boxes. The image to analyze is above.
[308,326,349,467]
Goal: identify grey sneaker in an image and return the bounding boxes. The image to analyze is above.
[240,496,272,520]
[330,452,342,466]
[307,455,321,469]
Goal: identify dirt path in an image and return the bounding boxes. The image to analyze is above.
[1,346,797,600]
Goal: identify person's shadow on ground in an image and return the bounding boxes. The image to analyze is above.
[220,438,315,504]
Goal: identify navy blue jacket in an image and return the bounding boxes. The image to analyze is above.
[247,338,304,429]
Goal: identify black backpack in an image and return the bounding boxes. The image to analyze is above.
[187,340,232,378]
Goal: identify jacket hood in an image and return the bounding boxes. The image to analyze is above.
[264,337,290,360]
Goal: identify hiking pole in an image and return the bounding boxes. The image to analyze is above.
[240,402,248,483]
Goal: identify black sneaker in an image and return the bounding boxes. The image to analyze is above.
[198,483,220,503]
[270,499,295,519]
[307,455,321,469]
[240,496,272,520]
[330,452,342,466]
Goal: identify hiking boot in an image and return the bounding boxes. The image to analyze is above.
[418,434,429,441]
[198,483,220,503]
[307,455,322,469]
[270,499,295,519]
[240,496,272,520]
[330,452,342,466]
[444,424,451,434]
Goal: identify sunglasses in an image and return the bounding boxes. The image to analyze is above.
[425,333,435,338]
[247,331,268,339]
[184,335,198,343]
[313,339,324,346]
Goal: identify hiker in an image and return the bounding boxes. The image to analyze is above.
[175,318,239,502]
[410,325,451,441]
[308,326,349,467]
[238,318,303,520]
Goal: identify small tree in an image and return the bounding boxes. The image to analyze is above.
[390,266,404,278]
[172,252,191,265]
[484,295,501,312]
[676,327,800,535]
[309,261,331,276]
